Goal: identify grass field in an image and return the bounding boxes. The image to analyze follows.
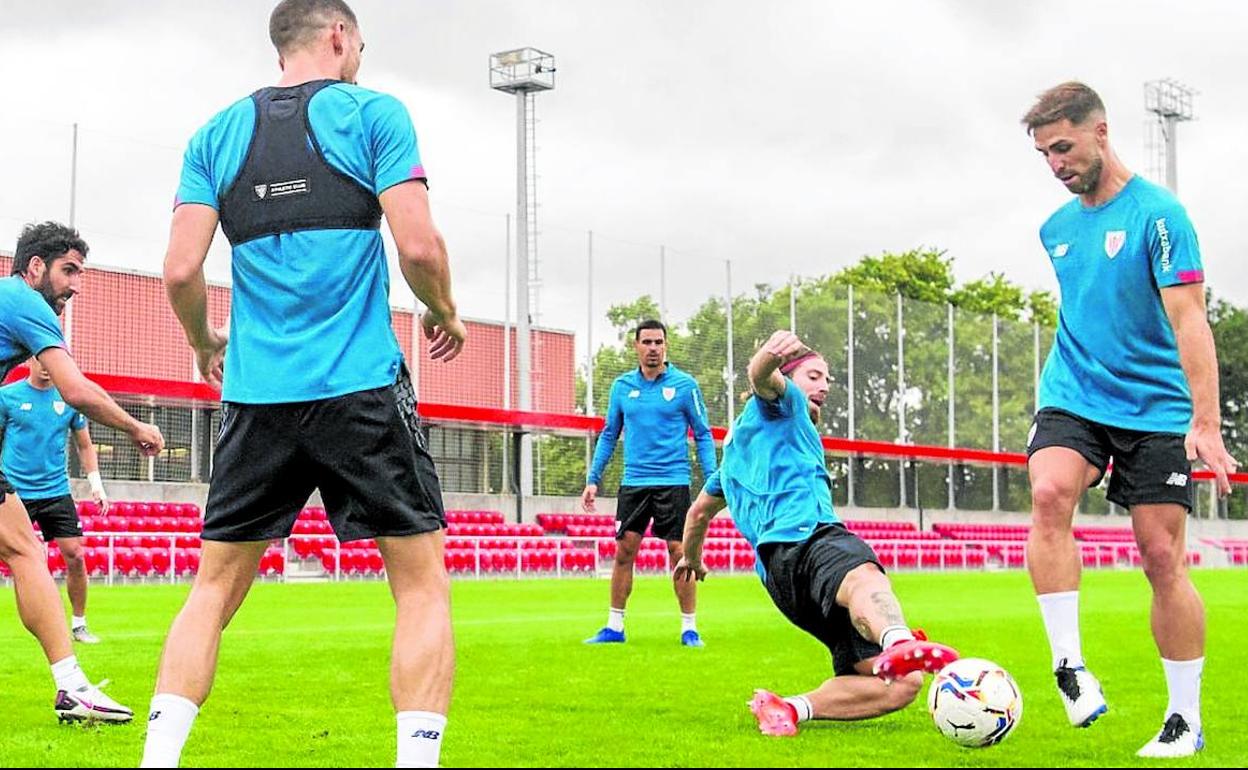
[1,569,1245,767]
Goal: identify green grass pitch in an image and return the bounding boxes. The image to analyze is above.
[1,569,1244,767]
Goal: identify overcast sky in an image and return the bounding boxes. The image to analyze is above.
[2,0,1245,360]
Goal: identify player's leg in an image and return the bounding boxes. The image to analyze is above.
[378,533,454,769]
[654,486,699,646]
[309,365,454,768]
[142,401,309,768]
[1117,431,1204,757]
[55,535,96,642]
[587,486,648,643]
[0,489,130,722]
[1026,410,1109,727]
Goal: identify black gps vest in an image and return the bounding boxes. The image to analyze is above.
[218,79,382,246]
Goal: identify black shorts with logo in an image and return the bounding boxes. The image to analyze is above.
[203,366,446,543]
[615,485,691,541]
[25,495,82,542]
[1027,407,1193,511]
[759,523,884,676]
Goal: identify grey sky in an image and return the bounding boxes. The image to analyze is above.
[1,0,1245,362]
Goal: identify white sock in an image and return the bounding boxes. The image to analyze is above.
[784,695,814,723]
[72,615,87,629]
[607,607,625,633]
[50,655,89,693]
[680,613,697,634]
[1037,591,1083,670]
[879,625,914,650]
[141,693,199,768]
[396,710,447,768]
[1161,657,1203,734]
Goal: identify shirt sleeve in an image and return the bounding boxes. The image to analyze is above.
[174,125,219,210]
[684,381,718,475]
[756,379,796,420]
[366,94,427,194]
[71,410,88,431]
[6,289,66,357]
[587,381,624,486]
[1148,203,1203,288]
[702,468,724,498]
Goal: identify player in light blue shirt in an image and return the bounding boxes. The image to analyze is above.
[675,330,957,737]
[1022,81,1238,757]
[1,221,165,725]
[1,356,110,644]
[149,3,462,766]
[581,320,717,647]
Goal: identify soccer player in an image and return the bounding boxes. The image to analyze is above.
[581,319,717,647]
[1,220,165,723]
[144,1,465,766]
[1,355,111,644]
[675,330,957,736]
[1022,82,1238,757]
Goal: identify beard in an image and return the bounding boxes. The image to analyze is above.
[36,276,67,315]
[1068,155,1104,194]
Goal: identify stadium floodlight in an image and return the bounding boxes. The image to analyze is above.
[491,48,555,499]
[1144,79,1196,193]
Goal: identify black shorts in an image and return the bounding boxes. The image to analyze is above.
[204,366,446,543]
[25,495,82,542]
[1027,407,1193,510]
[759,523,884,676]
[615,485,691,541]
[0,467,13,505]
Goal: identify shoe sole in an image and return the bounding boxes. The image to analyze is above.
[1074,703,1107,728]
[56,710,133,725]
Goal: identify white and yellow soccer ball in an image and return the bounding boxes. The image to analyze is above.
[927,658,1023,748]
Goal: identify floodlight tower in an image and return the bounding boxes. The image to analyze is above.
[1144,79,1196,193]
[491,47,555,497]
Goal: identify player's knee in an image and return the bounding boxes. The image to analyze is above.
[884,672,923,712]
[0,530,41,563]
[1138,539,1185,585]
[60,542,84,562]
[1029,479,1078,526]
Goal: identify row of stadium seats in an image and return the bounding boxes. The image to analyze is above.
[77,501,202,519]
[314,548,600,575]
[37,546,286,579]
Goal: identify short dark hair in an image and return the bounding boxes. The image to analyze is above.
[634,319,667,341]
[269,0,358,54]
[1021,81,1106,134]
[12,221,88,276]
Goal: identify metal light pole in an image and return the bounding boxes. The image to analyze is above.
[491,48,555,497]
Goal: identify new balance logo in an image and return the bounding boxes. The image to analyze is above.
[411,729,441,740]
[149,711,162,721]
[1165,473,1188,487]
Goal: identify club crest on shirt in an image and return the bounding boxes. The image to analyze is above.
[662,387,676,401]
[53,401,66,415]
[1104,230,1126,259]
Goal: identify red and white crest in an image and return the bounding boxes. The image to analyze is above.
[1104,230,1126,259]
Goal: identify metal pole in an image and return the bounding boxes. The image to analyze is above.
[65,123,78,350]
[991,313,1001,511]
[789,274,797,332]
[502,213,511,493]
[659,245,667,322]
[1165,115,1179,193]
[897,293,907,508]
[1033,320,1041,411]
[725,260,735,425]
[585,231,595,481]
[69,123,78,227]
[515,92,533,496]
[948,302,956,510]
[847,284,856,507]
[586,231,594,416]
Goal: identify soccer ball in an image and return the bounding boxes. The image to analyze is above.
[926,658,1022,748]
